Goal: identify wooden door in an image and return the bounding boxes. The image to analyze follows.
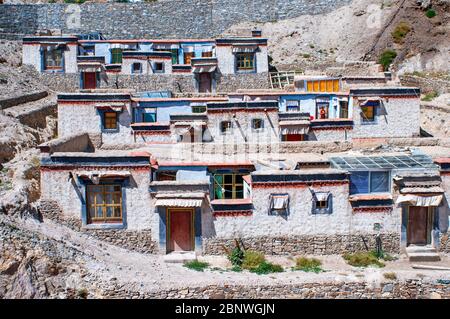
[407,206,429,245]
[83,72,97,89]
[283,134,304,141]
[198,73,212,93]
[168,209,193,252]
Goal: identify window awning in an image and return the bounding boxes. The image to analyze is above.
[396,194,443,207]
[111,43,138,50]
[153,43,180,50]
[173,121,207,127]
[314,192,331,201]
[271,194,289,210]
[192,65,217,73]
[75,171,131,183]
[279,120,310,135]
[232,45,258,53]
[155,192,205,207]
[95,103,125,112]
[78,62,104,72]
[360,97,381,106]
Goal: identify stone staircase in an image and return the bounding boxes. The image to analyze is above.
[163,251,197,263]
[406,245,441,262]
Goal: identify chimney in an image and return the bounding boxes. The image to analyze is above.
[251,29,262,38]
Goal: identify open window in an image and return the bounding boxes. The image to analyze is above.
[339,100,349,118]
[86,184,122,224]
[312,192,332,214]
[251,118,264,130]
[220,121,232,134]
[184,52,195,65]
[269,194,289,216]
[316,101,329,119]
[153,62,164,73]
[360,100,380,123]
[132,62,142,74]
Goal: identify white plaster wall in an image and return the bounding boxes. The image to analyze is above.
[121,58,172,75]
[22,44,40,71]
[216,45,267,74]
[310,128,352,141]
[134,133,172,144]
[65,44,78,73]
[209,184,400,239]
[207,110,279,144]
[124,170,153,231]
[352,97,420,138]
[256,46,269,73]
[58,102,134,145]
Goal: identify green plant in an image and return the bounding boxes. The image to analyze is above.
[343,251,385,268]
[383,272,397,280]
[231,265,242,272]
[183,260,209,272]
[295,257,323,273]
[64,0,86,3]
[242,251,265,270]
[228,246,244,267]
[391,21,411,44]
[378,49,397,71]
[77,288,88,299]
[425,9,436,18]
[309,43,315,49]
[421,91,439,101]
[302,53,311,59]
[250,261,283,275]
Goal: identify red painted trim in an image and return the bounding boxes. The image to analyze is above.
[213,211,253,217]
[123,56,171,60]
[133,130,171,135]
[58,100,130,104]
[40,165,150,172]
[207,108,277,113]
[352,206,393,213]
[440,171,450,175]
[252,181,348,188]
[311,126,353,131]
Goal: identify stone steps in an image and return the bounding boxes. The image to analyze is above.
[406,246,441,262]
[163,251,197,263]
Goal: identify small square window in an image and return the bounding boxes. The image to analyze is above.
[361,105,375,122]
[316,200,328,209]
[192,105,207,113]
[132,62,142,74]
[103,112,118,130]
[154,62,164,73]
[220,121,232,134]
[312,192,332,214]
[269,194,289,216]
[251,118,264,130]
[286,100,300,112]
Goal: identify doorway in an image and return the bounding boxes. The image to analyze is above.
[82,72,97,89]
[198,73,212,93]
[167,208,194,252]
[407,206,432,246]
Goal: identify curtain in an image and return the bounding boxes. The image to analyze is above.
[370,171,389,192]
[350,171,369,194]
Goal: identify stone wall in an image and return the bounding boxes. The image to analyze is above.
[216,73,270,92]
[400,75,450,94]
[100,280,450,299]
[203,233,401,255]
[0,1,352,39]
[37,199,157,254]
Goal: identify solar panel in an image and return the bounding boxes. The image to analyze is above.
[330,154,438,170]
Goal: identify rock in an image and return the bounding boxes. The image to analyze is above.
[354,10,366,16]
[430,292,441,299]
[416,0,432,9]
[382,283,394,293]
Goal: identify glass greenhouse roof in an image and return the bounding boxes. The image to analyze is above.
[330,155,438,170]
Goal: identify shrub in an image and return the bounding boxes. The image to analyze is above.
[228,247,244,267]
[421,91,439,101]
[383,272,397,280]
[425,9,436,18]
[64,0,86,3]
[391,21,411,44]
[77,288,88,299]
[183,260,209,272]
[295,257,323,273]
[250,261,283,275]
[378,49,397,71]
[231,265,242,272]
[242,251,265,270]
[342,251,385,268]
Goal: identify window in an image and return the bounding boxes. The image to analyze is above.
[339,100,349,118]
[142,112,156,123]
[103,112,118,130]
[316,102,329,119]
[192,105,206,113]
[171,49,179,64]
[184,52,195,65]
[312,192,332,214]
[132,62,142,74]
[269,194,289,216]
[213,173,245,199]
[236,53,255,71]
[361,104,376,122]
[251,118,264,130]
[350,171,390,194]
[43,47,63,70]
[154,62,164,73]
[87,184,122,223]
[306,79,340,92]
[80,45,95,56]
[286,100,300,112]
[111,48,122,64]
[202,51,213,58]
[220,121,232,134]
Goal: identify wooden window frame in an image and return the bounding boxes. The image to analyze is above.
[201,51,213,58]
[184,52,195,65]
[251,118,264,130]
[192,105,207,113]
[361,105,376,122]
[103,112,118,130]
[87,184,123,224]
[213,173,245,199]
[236,53,255,71]
[111,48,123,64]
[43,47,63,70]
[339,100,349,118]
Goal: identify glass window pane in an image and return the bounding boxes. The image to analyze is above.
[350,171,369,194]
[235,175,244,184]
[96,206,103,218]
[106,206,113,218]
[224,175,233,184]
[370,171,390,193]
